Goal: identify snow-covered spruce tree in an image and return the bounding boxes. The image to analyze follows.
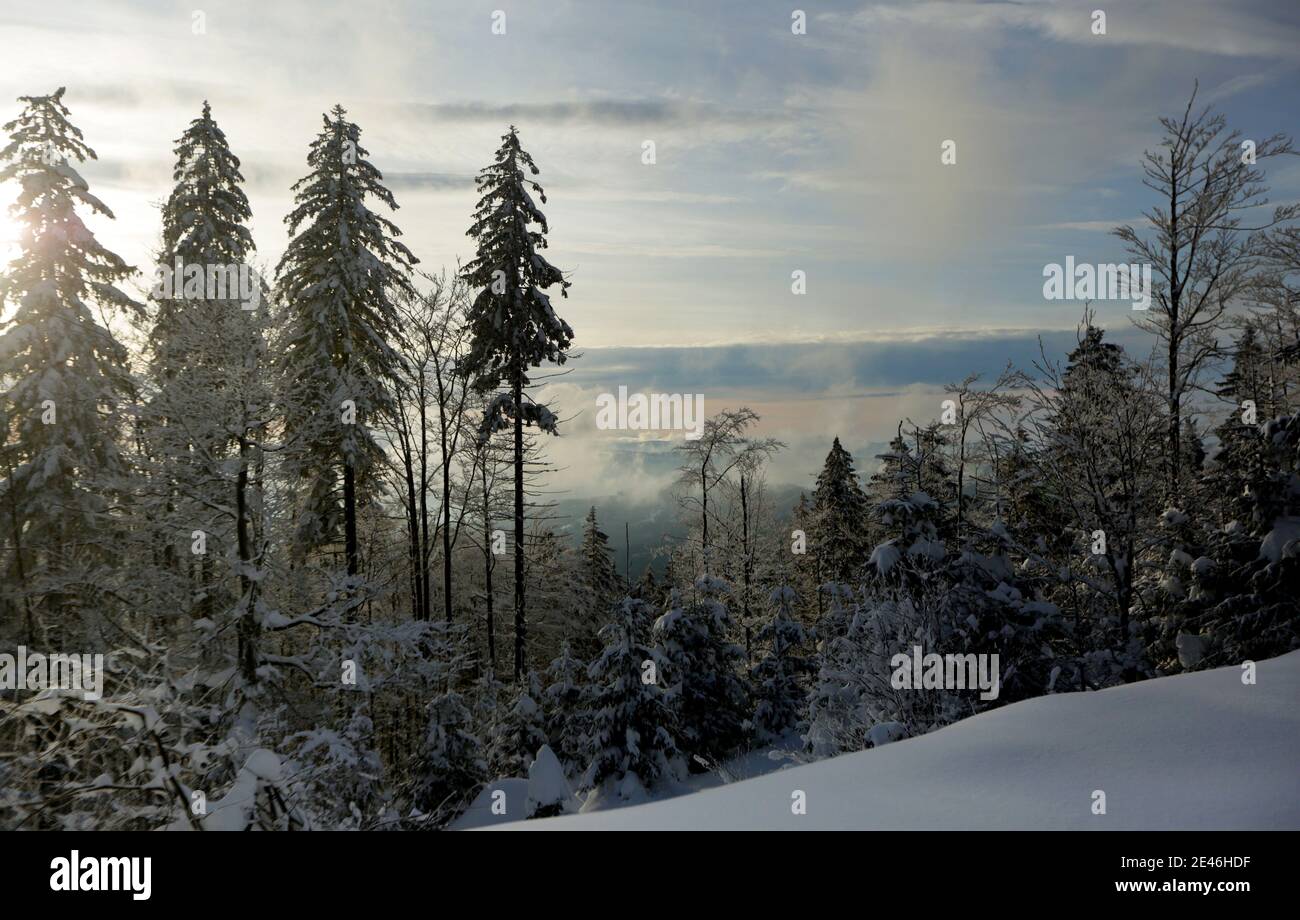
[0,88,140,646]
[991,425,1058,553]
[803,584,869,756]
[276,105,416,576]
[868,480,947,590]
[1206,326,1276,529]
[752,586,811,742]
[788,491,825,624]
[579,505,620,603]
[634,563,662,607]
[1164,330,1300,670]
[653,577,750,769]
[488,669,548,778]
[582,597,680,798]
[149,100,256,384]
[542,639,589,774]
[413,686,488,827]
[571,505,620,654]
[811,437,871,583]
[460,126,573,681]
[139,102,271,679]
[471,666,507,746]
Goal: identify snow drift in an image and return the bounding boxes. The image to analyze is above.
[491,651,1300,830]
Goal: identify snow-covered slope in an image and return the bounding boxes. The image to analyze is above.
[496,651,1300,830]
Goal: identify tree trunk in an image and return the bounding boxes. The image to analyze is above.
[1168,338,1181,505]
[5,467,36,645]
[512,371,526,681]
[956,421,966,537]
[235,436,259,683]
[441,397,453,623]
[419,389,431,621]
[700,462,710,577]
[344,461,359,577]
[400,426,422,619]
[740,473,752,664]
[1167,173,1182,507]
[483,457,496,673]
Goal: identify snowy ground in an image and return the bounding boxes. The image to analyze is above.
[476,651,1300,830]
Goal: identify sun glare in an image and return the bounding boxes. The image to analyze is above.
[0,192,23,264]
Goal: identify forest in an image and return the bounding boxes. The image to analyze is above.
[0,85,1297,830]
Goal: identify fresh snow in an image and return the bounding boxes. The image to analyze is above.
[487,651,1300,830]
[526,745,575,813]
[454,778,529,829]
[1259,516,1300,564]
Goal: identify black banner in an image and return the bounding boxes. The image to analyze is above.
[2,830,1287,907]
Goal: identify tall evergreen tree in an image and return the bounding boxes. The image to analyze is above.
[751,586,811,741]
[572,505,619,650]
[277,105,416,576]
[542,640,588,773]
[634,563,660,605]
[811,437,870,583]
[150,100,256,381]
[653,578,750,768]
[1208,327,1272,526]
[142,102,267,656]
[414,685,488,826]
[0,88,140,644]
[488,670,548,778]
[461,126,573,680]
[582,598,679,796]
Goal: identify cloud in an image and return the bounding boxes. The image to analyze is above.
[531,322,1161,513]
[383,171,476,191]
[846,0,1300,60]
[403,99,778,127]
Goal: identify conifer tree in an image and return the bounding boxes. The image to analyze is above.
[150,100,256,382]
[414,685,488,825]
[542,640,588,773]
[1174,327,1300,668]
[803,585,868,756]
[1208,326,1272,527]
[633,563,663,609]
[0,88,140,643]
[488,670,548,778]
[142,102,269,664]
[582,598,679,795]
[571,505,620,650]
[811,437,870,583]
[461,126,573,681]
[277,105,416,576]
[653,578,750,767]
[752,586,811,741]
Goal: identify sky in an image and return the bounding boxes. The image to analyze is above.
[2,0,1299,557]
